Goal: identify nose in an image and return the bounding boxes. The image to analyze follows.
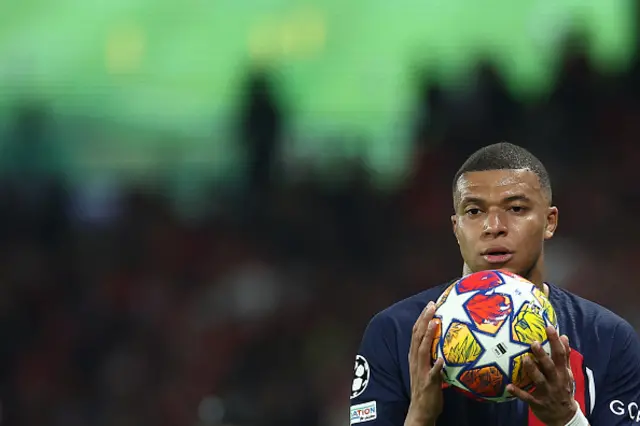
[483,210,508,238]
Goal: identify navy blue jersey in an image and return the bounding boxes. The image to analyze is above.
[350,281,640,425]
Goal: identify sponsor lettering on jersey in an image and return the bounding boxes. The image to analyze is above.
[350,401,377,424]
[610,400,640,422]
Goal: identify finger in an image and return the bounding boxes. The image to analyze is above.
[410,302,435,361]
[531,340,558,383]
[434,360,450,389]
[410,302,432,355]
[546,326,567,369]
[507,384,542,406]
[418,317,439,366]
[560,335,571,363]
[524,354,548,390]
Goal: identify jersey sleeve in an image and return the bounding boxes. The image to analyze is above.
[350,312,409,426]
[589,320,640,424]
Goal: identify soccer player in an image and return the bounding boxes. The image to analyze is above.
[349,143,640,426]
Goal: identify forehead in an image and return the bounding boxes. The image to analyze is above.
[455,169,543,200]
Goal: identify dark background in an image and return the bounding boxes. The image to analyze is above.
[1,4,640,426]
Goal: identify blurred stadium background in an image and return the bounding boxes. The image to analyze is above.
[0,0,639,425]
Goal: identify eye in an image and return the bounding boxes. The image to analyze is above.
[465,208,481,216]
[509,206,527,213]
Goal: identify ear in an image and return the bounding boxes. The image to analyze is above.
[544,206,558,240]
[451,214,460,244]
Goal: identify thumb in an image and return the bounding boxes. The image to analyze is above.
[429,357,445,383]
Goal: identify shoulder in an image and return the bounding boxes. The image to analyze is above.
[549,284,633,335]
[549,284,638,363]
[355,281,454,392]
[365,282,453,338]
[351,285,459,416]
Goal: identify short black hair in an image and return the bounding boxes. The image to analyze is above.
[452,142,552,203]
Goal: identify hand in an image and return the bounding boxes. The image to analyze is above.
[405,301,445,426]
[507,326,577,426]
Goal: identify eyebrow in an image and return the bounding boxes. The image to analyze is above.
[459,194,532,206]
[503,195,532,203]
[459,196,484,206]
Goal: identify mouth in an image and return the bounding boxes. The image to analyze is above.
[481,247,514,264]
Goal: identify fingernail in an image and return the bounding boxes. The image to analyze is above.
[428,320,434,330]
[427,301,435,310]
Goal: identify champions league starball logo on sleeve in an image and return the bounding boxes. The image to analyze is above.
[351,355,371,399]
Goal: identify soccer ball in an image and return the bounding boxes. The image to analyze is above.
[431,270,558,403]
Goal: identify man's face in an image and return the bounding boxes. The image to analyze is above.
[451,169,558,279]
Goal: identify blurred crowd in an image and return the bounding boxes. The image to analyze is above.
[1,33,640,426]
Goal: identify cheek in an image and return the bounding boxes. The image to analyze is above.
[456,223,479,251]
[516,216,546,238]
[516,223,547,253]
